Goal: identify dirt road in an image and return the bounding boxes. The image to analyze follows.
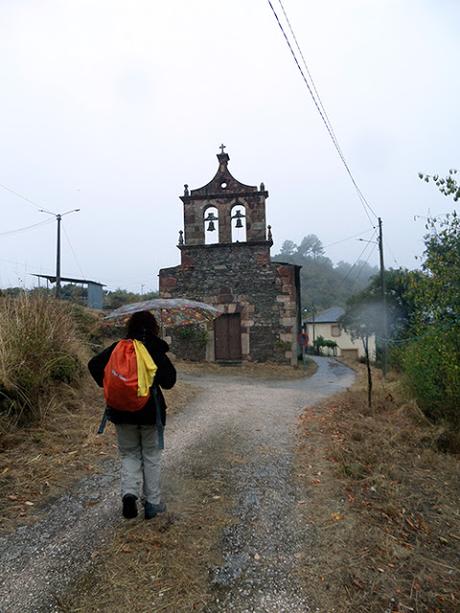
[0,357,354,612]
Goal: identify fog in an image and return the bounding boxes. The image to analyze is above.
[1,0,458,292]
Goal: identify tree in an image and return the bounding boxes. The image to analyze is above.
[279,240,297,257]
[340,301,382,407]
[402,172,460,428]
[297,234,325,258]
[419,168,460,202]
[418,211,460,327]
[273,235,378,312]
[103,288,159,310]
[59,284,87,306]
[346,268,423,344]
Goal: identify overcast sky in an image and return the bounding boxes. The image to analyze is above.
[1,0,458,292]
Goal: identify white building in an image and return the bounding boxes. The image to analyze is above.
[304,306,376,360]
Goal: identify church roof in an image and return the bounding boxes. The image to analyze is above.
[181,146,268,201]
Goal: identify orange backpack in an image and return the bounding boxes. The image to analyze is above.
[103,340,150,412]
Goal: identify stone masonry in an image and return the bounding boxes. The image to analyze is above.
[159,148,301,365]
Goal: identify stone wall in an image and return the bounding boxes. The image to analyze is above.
[159,242,300,364]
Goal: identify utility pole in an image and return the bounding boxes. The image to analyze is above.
[56,214,62,298]
[312,305,316,344]
[378,217,388,377]
[40,208,80,298]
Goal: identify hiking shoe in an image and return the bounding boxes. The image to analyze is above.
[122,494,138,519]
[144,501,166,520]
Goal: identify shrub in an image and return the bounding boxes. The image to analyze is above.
[313,336,338,355]
[175,325,208,345]
[170,325,208,362]
[0,293,86,426]
[402,324,460,429]
[274,339,292,352]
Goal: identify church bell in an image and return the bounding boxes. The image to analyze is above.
[204,210,217,232]
[232,209,245,228]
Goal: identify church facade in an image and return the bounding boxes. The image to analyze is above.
[159,148,301,365]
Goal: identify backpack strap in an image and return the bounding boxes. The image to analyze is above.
[152,387,164,450]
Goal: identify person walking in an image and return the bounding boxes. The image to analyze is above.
[88,310,176,520]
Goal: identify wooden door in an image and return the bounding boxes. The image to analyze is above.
[214,314,242,361]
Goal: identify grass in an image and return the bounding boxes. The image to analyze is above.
[0,379,195,534]
[0,295,197,533]
[296,365,460,612]
[59,360,320,612]
[0,358,196,536]
[58,433,234,613]
[0,293,86,428]
[177,356,318,379]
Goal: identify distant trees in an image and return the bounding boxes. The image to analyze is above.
[0,285,159,310]
[273,234,379,312]
[103,288,158,310]
[296,234,325,258]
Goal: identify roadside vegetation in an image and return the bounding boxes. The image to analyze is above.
[297,366,460,613]
[0,293,193,533]
[0,293,87,429]
[341,170,459,440]
[301,171,460,610]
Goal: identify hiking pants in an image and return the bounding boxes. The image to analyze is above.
[115,424,162,504]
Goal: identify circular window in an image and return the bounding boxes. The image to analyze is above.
[220,182,227,189]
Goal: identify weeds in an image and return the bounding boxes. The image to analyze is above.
[297,366,460,612]
[0,293,85,428]
[0,378,196,534]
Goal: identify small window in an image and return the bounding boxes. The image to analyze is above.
[331,324,341,337]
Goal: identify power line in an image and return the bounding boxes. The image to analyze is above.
[0,218,54,237]
[276,0,342,157]
[323,228,374,249]
[348,242,378,289]
[62,224,86,278]
[266,0,378,225]
[377,318,460,345]
[342,233,375,282]
[338,230,377,286]
[0,182,46,211]
[384,239,400,268]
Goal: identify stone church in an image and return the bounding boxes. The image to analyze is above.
[159,147,301,365]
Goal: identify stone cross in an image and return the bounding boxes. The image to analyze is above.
[220,144,226,154]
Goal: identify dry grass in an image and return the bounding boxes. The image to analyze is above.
[61,497,230,613]
[0,297,197,534]
[177,357,318,380]
[0,381,113,534]
[0,294,87,427]
[0,379,196,535]
[59,443,233,613]
[296,365,460,613]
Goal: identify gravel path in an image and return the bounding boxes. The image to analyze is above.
[0,357,354,612]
